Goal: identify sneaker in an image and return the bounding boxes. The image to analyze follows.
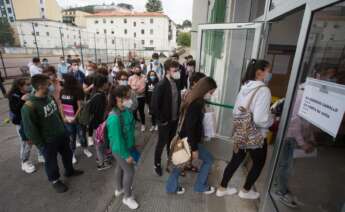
[65,169,84,178]
[52,180,68,193]
[83,149,93,158]
[97,163,112,171]
[154,164,162,176]
[154,126,158,131]
[238,190,260,200]
[276,192,298,208]
[216,187,238,197]
[115,189,124,197]
[38,154,45,163]
[141,125,146,132]
[177,186,185,195]
[149,126,155,132]
[122,196,139,210]
[87,137,94,146]
[203,186,216,195]
[72,155,77,164]
[21,161,36,174]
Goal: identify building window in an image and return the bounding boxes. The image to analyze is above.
[134,32,136,38]
[5,0,10,4]
[141,40,145,45]
[104,29,107,34]
[124,18,127,24]
[40,0,43,4]
[112,40,115,44]
[34,23,38,27]
[42,15,45,19]
[36,32,39,36]
[103,19,106,24]
[150,18,154,24]
[95,20,99,24]
[110,20,114,24]
[9,16,14,22]
[124,29,127,34]
[41,8,44,12]
[133,21,136,27]
[46,32,49,36]
[7,7,12,14]
[111,31,114,34]
[141,29,145,35]
[150,29,154,35]
[96,31,100,35]
[150,40,153,45]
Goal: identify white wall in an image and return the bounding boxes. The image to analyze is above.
[190,0,209,57]
[85,15,176,51]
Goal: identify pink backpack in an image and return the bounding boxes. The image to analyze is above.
[95,121,106,145]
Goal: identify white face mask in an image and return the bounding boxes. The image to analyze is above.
[119,80,128,86]
[123,99,133,108]
[171,71,181,80]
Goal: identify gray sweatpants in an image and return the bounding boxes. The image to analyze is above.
[16,125,32,162]
[113,153,135,198]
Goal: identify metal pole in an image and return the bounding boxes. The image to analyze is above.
[78,30,84,68]
[114,36,116,62]
[122,38,125,62]
[31,22,40,58]
[105,34,109,65]
[94,33,97,63]
[0,50,8,79]
[59,27,65,58]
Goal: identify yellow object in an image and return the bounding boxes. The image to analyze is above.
[271,96,280,104]
[267,131,274,145]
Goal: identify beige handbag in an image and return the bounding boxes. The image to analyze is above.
[169,111,192,167]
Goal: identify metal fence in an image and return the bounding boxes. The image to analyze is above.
[0,21,171,79]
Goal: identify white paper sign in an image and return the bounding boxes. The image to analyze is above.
[298,78,345,138]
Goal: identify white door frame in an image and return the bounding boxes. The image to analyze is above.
[195,22,263,73]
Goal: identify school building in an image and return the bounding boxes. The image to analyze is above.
[191,0,345,211]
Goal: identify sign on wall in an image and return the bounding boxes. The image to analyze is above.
[298,78,345,138]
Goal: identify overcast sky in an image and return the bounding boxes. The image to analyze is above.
[57,0,193,24]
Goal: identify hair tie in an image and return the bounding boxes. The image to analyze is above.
[251,59,257,64]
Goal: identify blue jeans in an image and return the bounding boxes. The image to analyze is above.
[166,144,214,193]
[276,137,296,194]
[65,123,87,152]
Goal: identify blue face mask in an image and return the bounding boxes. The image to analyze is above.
[264,73,272,84]
[48,84,55,94]
[150,76,156,81]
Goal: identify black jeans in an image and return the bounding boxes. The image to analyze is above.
[40,135,74,182]
[154,120,178,166]
[134,97,146,125]
[151,114,156,126]
[0,81,6,97]
[220,142,267,190]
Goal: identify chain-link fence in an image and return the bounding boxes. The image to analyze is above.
[0,20,171,79]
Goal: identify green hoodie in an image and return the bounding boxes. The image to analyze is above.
[106,109,135,160]
[21,95,66,147]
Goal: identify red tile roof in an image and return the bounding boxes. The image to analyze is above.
[86,11,167,18]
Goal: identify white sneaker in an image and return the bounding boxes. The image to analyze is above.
[141,125,146,132]
[72,155,77,164]
[87,137,94,146]
[177,187,185,195]
[203,186,216,195]
[76,142,81,148]
[154,126,158,131]
[238,190,260,200]
[21,161,36,174]
[216,187,238,197]
[83,149,93,158]
[115,189,124,197]
[149,126,155,132]
[122,196,139,210]
[37,154,45,163]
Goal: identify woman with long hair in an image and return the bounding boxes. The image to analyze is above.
[166,77,217,195]
[107,85,139,210]
[216,59,273,200]
[145,70,159,131]
[8,78,36,173]
[60,74,93,164]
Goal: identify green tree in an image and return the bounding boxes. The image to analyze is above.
[0,18,15,47]
[177,32,191,47]
[145,0,163,12]
[182,20,192,28]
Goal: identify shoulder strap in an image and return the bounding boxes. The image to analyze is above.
[245,85,266,110]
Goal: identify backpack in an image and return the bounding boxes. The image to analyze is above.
[76,93,101,126]
[168,111,191,168]
[95,111,114,146]
[232,86,265,152]
[150,62,164,78]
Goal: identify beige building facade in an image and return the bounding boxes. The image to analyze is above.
[11,0,62,21]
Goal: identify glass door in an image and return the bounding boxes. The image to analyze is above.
[196,23,263,140]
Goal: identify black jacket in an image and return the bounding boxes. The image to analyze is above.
[145,78,159,112]
[151,77,181,124]
[89,91,107,129]
[179,64,188,90]
[8,90,25,125]
[180,98,205,152]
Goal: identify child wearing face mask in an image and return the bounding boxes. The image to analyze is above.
[128,64,146,132]
[145,71,159,131]
[107,85,139,210]
[115,71,138,112]
[42,66,62,107]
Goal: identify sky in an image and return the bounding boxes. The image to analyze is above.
[57,0,193,24]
